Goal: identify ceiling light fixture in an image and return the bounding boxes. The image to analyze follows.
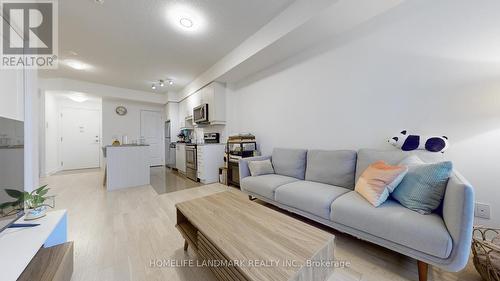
[151,79,173,90]
[63,59,92,70]
[68,93,88,103]
[179,17,193,28]
[167,5,206,34]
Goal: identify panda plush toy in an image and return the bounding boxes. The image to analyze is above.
[388,130,449,153]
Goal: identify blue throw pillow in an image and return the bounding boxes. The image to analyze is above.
[392,156,452,214]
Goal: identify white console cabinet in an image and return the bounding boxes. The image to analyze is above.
[197,144,225,184]
[0,210,71,281]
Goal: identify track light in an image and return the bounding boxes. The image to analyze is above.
[151,79,173,90]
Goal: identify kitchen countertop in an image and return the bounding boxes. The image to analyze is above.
[104,144,149,148]
[0,145,24,149]
[102,144,149,158]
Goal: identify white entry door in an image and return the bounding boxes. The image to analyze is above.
[140,110,163,166]
[61,108,101,170]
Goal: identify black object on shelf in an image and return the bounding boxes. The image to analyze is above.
[225,140,257,188]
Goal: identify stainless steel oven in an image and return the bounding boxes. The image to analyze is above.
[193,103,209,124]
[185,144,197,181]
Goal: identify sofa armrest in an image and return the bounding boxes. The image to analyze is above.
[238,155,272,181]
[442,171,475,271]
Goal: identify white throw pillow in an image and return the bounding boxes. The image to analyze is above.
[248,159,275,176]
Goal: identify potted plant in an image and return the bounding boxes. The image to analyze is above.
[0,185,55,220]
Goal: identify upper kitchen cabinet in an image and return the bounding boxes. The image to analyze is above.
[200,82,226,125]
[0,69,24,121]
[177,81,226,129]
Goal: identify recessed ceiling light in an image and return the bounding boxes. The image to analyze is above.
[179,18,193,28]
[94,0,104,4]
[168,80,174,85]
[63,59,92,70]
[68,93,88,103]
[167,5,206,34]
[159,80,165,87]
[151,84,156,90]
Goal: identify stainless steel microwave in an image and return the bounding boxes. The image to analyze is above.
[193,103,209,123]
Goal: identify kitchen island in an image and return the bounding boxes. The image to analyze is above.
[103,144,150,191]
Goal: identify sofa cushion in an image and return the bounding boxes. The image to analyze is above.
[392,156,453,214]
[272,148,307,180]
[248,159,275,176]
[305,150,357,189]
[241,174,299,200]
[275,181,350,220]
[331,192,452,258]
[354,160,408,207]
[356,148,445,183]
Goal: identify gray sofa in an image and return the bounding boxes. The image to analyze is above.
[239,148,474,281]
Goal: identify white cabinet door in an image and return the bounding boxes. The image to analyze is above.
[197,146,205,180]
[0,69,24,121]
[140,110,164,166]
[197,144,224,184]
[176,144,186,173]
[0,28,24,121]
[175,145,181,170]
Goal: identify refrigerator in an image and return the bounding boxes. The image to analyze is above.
[165,120,175,168]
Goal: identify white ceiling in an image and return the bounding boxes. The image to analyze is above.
[39,0,293,93]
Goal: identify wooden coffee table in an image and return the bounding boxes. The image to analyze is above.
[175,190,335,281]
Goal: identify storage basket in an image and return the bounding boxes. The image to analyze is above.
[472,226,500,281]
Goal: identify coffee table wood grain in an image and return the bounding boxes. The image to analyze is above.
[175,190,335,281]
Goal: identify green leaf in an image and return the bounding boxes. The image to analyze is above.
[37,189,49,197]
[4,189,24,199]
[33,185,48,194]
[0,202,15,209]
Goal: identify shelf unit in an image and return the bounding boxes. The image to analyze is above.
[226,141,257,187]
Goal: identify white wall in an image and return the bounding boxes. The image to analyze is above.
[102,99,165,146]
[226,0,500,227]
[43,93,102,175]
[24,70,39,192]
[44,93,59,175]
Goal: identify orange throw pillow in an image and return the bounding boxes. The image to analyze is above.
[355,161,408,207]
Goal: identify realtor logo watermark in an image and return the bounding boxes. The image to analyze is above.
[1,0,58,69]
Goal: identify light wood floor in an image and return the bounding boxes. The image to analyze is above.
[40,170,482,281]
[150,167,201,195]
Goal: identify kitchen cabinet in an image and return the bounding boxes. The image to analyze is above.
[197,144,225,184]
[0,69,24,121]
[176,143,186,173]
[200,82,226,124]
[176,82,226,134]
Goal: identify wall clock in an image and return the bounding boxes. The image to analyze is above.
[115,106,127,116]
